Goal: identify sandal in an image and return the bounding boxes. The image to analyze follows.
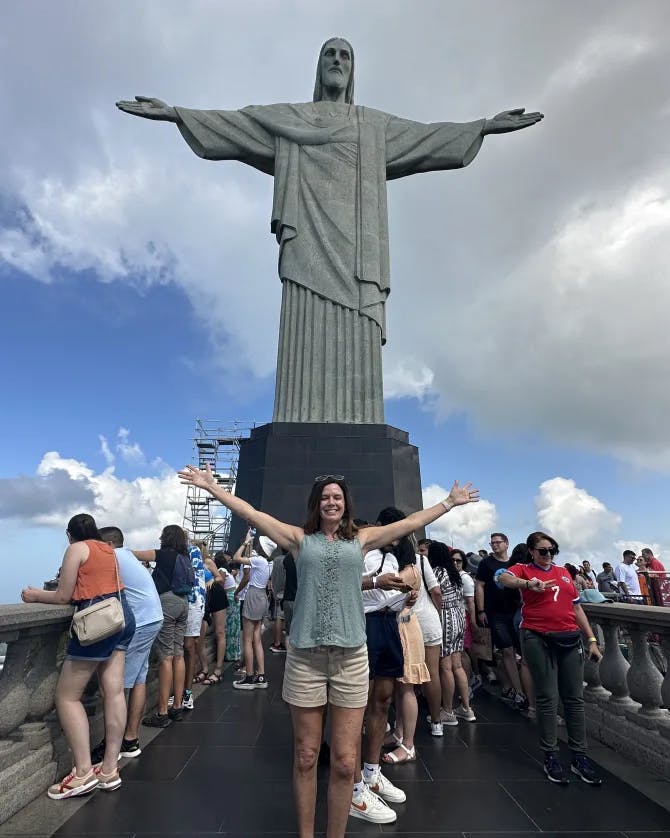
[382,743,416,764]
[202,671,222,685]
[383,731,403,749]
[193,671,208,684]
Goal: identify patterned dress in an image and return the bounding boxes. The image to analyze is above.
[435,568,466,658]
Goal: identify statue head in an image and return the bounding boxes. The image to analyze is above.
[313,37,355,104]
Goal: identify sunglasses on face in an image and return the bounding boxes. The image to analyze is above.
[534,547,559,557]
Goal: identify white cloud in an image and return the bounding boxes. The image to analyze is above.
[99,435,114,466]
[116,427,145,465]
[383,359,434,400]
[423,483,497,548]
[535,477,621,553]
[2,1,670,468]
[31,451,184,549]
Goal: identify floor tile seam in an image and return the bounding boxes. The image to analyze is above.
[496,780,543,832]
[173,743,201,781]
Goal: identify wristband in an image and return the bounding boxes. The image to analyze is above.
[477,609,485,614]
[440,499,451,511]
[373,575,378,589]
[587,636,597,643]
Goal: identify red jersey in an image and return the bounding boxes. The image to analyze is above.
[505,563,579,633]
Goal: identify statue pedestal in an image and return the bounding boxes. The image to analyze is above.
[229,422,423,550]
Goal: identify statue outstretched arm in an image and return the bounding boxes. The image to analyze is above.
[482,108,543,135]
[116,96,179,123]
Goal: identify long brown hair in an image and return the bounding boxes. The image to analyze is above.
[303,478,357,540]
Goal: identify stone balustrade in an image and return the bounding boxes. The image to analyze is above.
[582,602,670,776]
[0,603,215,825]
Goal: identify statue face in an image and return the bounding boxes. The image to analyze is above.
[320,39,352,92]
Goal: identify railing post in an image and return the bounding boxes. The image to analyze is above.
[626,624,665,719]
[597,620,635,710]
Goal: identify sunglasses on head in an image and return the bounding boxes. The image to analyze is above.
[314,474,344,482]
[534,547,559,557]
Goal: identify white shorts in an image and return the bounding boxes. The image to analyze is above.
[416,608,443,647]
[185,601,205,637]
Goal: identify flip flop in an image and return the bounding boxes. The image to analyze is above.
[202,672,222,685]
[193,671,208,683]
[382,743,416,764]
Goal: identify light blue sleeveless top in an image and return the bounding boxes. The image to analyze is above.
[289,532,366,649]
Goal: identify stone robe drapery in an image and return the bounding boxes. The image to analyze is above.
[175,101,485,423]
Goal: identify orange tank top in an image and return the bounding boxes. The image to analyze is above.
[72,540,124,602]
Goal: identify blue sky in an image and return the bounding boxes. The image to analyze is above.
[2,1,670,602]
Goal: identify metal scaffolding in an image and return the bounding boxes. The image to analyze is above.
[182,419,255,554]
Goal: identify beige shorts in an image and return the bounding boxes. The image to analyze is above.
[282,642,369,708]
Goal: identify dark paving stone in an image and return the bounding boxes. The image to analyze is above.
[149,719,261,746]
[502,776,670,832]
[465,833,625,838]
[623,833,670,837]
[378,779,537,833]
[117,744,197,781]
[53,782,221,834]
[419,745,541,781]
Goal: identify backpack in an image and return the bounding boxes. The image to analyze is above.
[171,553,196,596]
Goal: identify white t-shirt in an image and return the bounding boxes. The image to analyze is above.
[235,567,248,600]
[460,570,475,600]
[248,554,271,589]
[614,562,641,596]
[361,550,407,614]
[220,568,237,591]
[413,554,442,645]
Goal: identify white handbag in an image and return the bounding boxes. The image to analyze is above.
[71,558,125,646]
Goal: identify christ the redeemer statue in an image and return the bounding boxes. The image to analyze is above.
[118,37,542,424]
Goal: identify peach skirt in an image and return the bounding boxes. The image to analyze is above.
[398,611,430,685]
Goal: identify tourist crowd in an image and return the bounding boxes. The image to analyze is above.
[19,476,667,835]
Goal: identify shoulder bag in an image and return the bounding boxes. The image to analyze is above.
[71,558,125,646]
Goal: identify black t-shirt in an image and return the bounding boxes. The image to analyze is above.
[152,548,180,595]
[283,554,298,603]
[476,554,521,615]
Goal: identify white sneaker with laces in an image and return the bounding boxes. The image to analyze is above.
[430,722,444,737]
[454,705,476,722]
[349,786,398,823]
[365,768,406,804]
[350,785,397,823]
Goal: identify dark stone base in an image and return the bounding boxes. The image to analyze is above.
[229,422,423,551]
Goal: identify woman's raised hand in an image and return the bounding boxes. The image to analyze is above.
[178,463,216,490]
[445,481,480,508]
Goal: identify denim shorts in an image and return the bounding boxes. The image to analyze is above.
[65,591,136,662]
[124,619,163,688]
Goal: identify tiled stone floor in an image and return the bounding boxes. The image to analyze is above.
[2,648,669,837]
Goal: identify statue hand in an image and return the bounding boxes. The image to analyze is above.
[116,96,178,122]
[483,108,544,135]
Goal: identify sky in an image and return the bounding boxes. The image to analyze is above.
[1,0,670,603]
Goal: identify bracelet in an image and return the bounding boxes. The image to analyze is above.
[587,636,597,643]
[440,499,451,511]
[477,609,485,614]
[373,575,377,589]
[525,580,530,589]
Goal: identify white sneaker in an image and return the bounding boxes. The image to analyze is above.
[350,785,397,823]
[365,768,406,804]
[454,705,476,722]
[430,722,444,737]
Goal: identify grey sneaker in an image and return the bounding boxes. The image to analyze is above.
[441,710,458,726]
[454,705,476,722]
